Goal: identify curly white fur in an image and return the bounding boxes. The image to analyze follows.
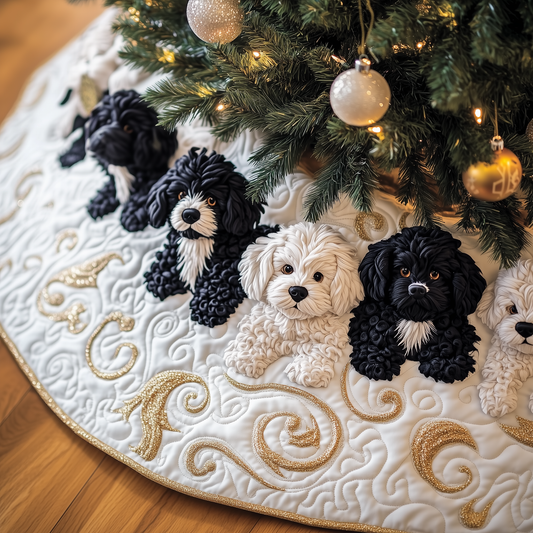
[224,222,364,388]
[477,260,533,417]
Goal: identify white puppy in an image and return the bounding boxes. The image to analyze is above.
[477,260,533,417]
[224,222,364,388]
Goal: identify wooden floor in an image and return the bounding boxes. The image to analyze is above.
[0,2,335,532]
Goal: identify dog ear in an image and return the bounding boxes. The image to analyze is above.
[452,249,487,316]
[329,235,365,315]
[146,170,180,228]
[476,281,501,328]
[358,239,394,300]
[239,231,286,302]
[221,174,264,236]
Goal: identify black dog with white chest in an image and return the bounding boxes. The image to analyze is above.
[349,227,486,383]
[60,90,178,232]
[144,147,278,328]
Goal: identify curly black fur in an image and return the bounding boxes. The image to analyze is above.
[60,90,178,232]
[349,226,487,383]
[144,147,278,328]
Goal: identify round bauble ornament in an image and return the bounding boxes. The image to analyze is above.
[462,140,522,201]
[187,0,243,44]
[330,59,391,126]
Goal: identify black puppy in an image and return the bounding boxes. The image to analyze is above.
[349,227,486,383]
[145,147,278,328]
[60,89,178,232]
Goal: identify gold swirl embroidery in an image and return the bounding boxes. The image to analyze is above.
[499,416,533,447]
[185,439,282,491]
[398,211,410,231]
[0,259,12,275]
[0,133,25,160]
[225,374,342,477]
[459,498,494,529]
[37,252,123,334]
[85,312,138,380]
[412,420,477,493]
[55,230,78,253]
[341,364,403,423]
[0,167,42,225]
[80,74,100,114]
[116,370,210,461]
[23,255,42,270]
[354,212,386,241]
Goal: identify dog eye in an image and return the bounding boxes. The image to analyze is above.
[207,197,216,206]
[508,304,518,315]
[429,271,439,280]
[178,191,186,201]
[123,124,133,134]
[281,265,293,275]
[313,272,324,283]
[400,268,410,278]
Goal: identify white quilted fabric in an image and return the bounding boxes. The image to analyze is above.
[2,11,533,533]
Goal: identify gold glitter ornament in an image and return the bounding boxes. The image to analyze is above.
[330,59,391,126]
[462,137,522,202]
[186,0,243,44]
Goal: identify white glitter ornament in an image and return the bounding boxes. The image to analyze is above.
[330,59,391,126]
[187,0,243,44]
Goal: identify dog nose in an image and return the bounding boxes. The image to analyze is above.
[289,286,308,303]
[182,208,200,224]
[408,283,427,300]
[515,322,533,339]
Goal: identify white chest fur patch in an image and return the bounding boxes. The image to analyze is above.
[107,164,136,203]
[177,237,214,290]
[396,319,436,354]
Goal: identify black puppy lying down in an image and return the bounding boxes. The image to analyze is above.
[349,227,486,383]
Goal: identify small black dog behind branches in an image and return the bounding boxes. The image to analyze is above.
[144,147,279,328]
[349,227,487,383]
[60,89,178,232]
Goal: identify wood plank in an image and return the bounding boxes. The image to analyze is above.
[0,388,105,533]
[0,339,31,425]
[52,454,262,533]
[0,0,106,125]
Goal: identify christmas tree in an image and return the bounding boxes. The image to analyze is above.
[86,0,533,267]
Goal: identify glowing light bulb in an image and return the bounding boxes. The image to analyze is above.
[416,42,424,49]
[474,108,482,124]
[368,126,382,133]
[216,104,225,111]
[252,51,261,59]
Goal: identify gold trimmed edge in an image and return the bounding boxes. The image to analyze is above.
[0,322,408,533]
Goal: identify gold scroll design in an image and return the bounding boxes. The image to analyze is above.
[185,439,282,491]
[459,498,494,529]
[226,374,342,477]
[115,370,210,461]
[36,252,123,334]
[0,167,41,225]
[412,419,478,493]
[341,364,403,423]
[398,211,410,231]
[354,213,386,242]
[499,416,533,448]
[55,230,78,253]
[85,312,138,380]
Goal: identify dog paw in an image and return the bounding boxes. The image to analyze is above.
[284,357,334,388]
[223,349,268,379]
[478,383,517,417]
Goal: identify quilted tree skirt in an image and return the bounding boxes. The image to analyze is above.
[3,13,533,533]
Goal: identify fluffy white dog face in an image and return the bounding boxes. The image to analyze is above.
[240,222,364,319]
[478,260,533,354]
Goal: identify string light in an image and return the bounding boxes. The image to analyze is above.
[331,55,343,63]
[216,103,226,111]
[474,108,482,124]
[368,126,382,133]
[416,42,424,49]
[252,51,261,59]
